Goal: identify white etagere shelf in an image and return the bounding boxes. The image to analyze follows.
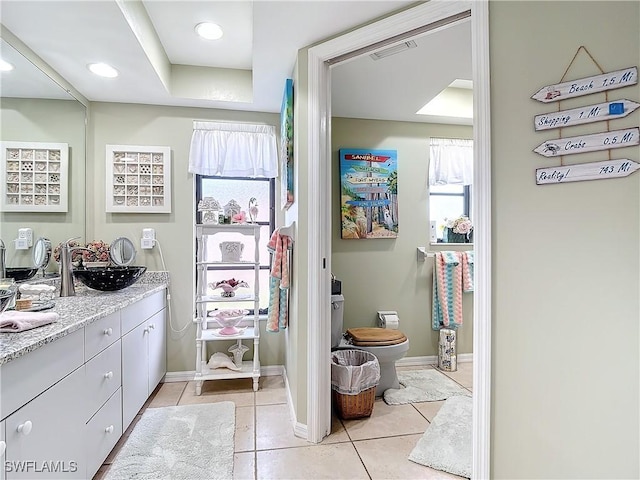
[194,223,261,394]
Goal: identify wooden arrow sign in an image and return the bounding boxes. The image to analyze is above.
[534,99,640,131]
[534,127,639,157]
[536,158,640,184]
[531,66,638,103]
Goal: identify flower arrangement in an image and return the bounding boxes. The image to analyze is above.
[83,240,111,263]
[53,240,83,264]
[209,278,249,297]
[444,216,473,243]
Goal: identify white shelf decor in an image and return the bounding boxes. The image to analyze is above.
[0,141,69,212]
[105,144,171,213]
[194,223,261,394]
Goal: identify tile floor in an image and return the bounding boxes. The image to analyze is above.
[94,362,472,480]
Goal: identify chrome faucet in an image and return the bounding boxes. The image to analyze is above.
[59,237,91,297]
[0,239,5,279]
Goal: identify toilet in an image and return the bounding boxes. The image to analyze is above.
[331,294,409,396]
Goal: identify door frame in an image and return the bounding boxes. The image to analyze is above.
[305,1,492,478]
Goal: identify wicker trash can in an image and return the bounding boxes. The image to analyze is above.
[331,349,380,420]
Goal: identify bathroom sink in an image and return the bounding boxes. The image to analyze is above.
[73,266,147,291]
[6,267,38,282]
[0,288,16,313]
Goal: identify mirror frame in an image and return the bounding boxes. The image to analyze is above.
[110,237,137,267]
[32,237,52,270]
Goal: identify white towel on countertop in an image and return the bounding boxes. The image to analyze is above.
[0,311,59,333]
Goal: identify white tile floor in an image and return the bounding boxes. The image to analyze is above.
[94,363,472,480]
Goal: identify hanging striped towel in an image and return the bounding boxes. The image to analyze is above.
[267,228,293,332]
[432,251,464,330]
[462,250,474,292]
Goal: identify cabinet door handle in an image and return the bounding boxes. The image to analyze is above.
[0,440,5,457]
[104,371,114,379]
[105,425,114,434]
[103,327,113,336]
[17,420,32,435]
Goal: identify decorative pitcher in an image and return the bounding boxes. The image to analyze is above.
[220,241,244,262]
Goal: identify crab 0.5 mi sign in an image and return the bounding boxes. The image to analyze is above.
[533,128,639,157]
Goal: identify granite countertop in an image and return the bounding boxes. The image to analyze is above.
[0,271,170,366]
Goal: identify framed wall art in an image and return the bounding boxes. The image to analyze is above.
[339,148,398,239]
[0,141,69,212]
[280,78,294,209]
[105,144,171,213]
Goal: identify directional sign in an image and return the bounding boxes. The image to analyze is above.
[346,175,388,184]
[534,99,640,131]
[351,165,389,174]
[531,66,638,103]
[536,159,640,184]
[346,199,390,207]
[352,187,388,194]
[533,127,639,157]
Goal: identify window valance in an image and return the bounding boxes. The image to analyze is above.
[428,137,473,186]
[188,121,278,178]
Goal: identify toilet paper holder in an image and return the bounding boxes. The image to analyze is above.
[377,311,399,328]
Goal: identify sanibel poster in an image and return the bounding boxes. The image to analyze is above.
[339,148,398,239]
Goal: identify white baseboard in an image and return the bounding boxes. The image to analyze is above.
[396,353,473,367]
[282,366,308,440]
[163,364,285,383]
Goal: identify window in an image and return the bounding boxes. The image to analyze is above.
[428,137,473,243]
[196,176,275,314]
[429,184,472,242]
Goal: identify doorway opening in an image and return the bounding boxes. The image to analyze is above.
[305,1,491,478]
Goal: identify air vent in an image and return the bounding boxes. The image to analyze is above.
[369,40,417,61]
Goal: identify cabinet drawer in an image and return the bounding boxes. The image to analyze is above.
[121,290,166,335]
[5,366,86,479]
[84,340,122,420]
[84,310,120,361]
[85,389,122,480]
[0,329,84,420]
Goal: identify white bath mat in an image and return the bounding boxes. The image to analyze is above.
[409,395,472,478]
[383,369,469,405]
[106,402,235,480]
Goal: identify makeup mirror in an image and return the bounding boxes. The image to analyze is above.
[32,237,52,274]
[110,237,137,267]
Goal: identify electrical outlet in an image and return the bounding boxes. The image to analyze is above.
[141,228,155,249]
[18,228,33,247]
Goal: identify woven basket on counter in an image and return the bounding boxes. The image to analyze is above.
[332,386,376,420]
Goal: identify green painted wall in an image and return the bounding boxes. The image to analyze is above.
[490,1,639,477]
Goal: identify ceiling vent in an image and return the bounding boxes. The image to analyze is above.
[369,40,417,61]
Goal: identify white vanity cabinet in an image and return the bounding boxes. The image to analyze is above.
[0,286,167,480]
[121,290,167,429]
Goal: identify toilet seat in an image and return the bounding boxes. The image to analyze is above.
[345,327,407,347]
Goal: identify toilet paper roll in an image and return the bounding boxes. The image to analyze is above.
[380,314,399,329]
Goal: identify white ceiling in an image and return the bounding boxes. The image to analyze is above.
[0,1,472,125]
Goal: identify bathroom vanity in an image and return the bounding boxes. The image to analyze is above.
[0,278,168,479]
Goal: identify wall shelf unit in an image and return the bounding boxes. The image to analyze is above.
[194,223,261,394]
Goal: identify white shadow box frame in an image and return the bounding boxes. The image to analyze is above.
[105,144,171,213]
[0,141,69,212]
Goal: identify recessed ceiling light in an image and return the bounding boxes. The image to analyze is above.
[195,22,223,40]
[88,63,118,78]
[0,59,15,72]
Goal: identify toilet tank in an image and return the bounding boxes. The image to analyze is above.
[331,294,344,349]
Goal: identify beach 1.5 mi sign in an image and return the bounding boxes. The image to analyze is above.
[531,66,637,103]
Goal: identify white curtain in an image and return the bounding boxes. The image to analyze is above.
[188,121,278,178]
[428,137,473,186]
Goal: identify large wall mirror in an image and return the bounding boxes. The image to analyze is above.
[0,34,86,273]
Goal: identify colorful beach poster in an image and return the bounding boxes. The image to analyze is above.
[339,148,398,239]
